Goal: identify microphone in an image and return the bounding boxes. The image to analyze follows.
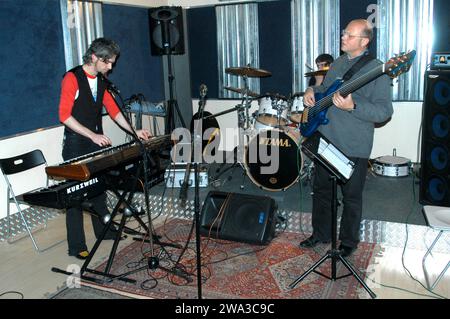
[199,84,208,98]
[102,74,120,94]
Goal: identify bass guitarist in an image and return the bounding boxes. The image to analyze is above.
[299,19,393,257]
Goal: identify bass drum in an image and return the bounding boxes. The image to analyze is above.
[190,111,220,156]
[372,155,411,177]
[244,128,303,191]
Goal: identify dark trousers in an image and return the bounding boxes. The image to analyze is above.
[62,132,112,255]
[311,157,368,248]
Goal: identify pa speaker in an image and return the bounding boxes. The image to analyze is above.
[200,191,278,245]
[148,6,185,56]
[419,70,450,206]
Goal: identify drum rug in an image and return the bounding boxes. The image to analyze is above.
[79,218,381,299]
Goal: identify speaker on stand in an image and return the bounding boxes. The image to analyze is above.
[148,6,185,56]
[148,6,186,133]
[419,70,450,206]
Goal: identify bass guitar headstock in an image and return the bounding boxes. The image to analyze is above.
[384,50,416,78]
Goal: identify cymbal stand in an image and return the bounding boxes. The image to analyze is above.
[213,86,252,188]
[242,75,252,130]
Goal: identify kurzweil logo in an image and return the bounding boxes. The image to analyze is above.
[66,178,99,194]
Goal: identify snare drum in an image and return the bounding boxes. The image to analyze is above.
[372,155,411,177]
[256,94,288,127]
[289,93,304,123]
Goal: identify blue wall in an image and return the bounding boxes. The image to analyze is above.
[103,4,164,102]
[0,0,66,138]
[0,0,165,139]
[259,0,292,97]
[187,6,218,99]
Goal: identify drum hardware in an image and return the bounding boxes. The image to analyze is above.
[213,65,277,187]
[300,158,315,186]
[224,86,260,98]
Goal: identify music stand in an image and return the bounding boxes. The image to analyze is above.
[288,132,376,299]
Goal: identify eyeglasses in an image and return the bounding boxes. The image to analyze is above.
[100,58,115,65]
[341,30,368,39]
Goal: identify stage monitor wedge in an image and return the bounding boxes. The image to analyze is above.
[200,191,278,245]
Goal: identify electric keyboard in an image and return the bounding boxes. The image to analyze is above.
[17,177,106,209]
[45,134,172,181]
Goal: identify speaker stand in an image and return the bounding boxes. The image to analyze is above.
[164,42,186,133]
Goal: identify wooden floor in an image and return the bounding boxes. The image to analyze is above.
[0,213,449,299]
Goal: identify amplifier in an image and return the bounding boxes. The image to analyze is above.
[164,163,209,188]
[431,52,450,70]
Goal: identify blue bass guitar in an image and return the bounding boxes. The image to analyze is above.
[299,51,416,137]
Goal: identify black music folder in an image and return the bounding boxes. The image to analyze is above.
[301,131,355,182]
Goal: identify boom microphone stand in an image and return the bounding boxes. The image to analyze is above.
[181,84,207,298]
[108,79,194,282]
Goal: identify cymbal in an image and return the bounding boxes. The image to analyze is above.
[224,86,260,98]
[304,69,328,77]
[225,66,272,78]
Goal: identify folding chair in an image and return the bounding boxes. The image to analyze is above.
[422,205,450,290]
[0,149,65,252]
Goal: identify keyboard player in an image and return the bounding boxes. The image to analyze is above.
[58,38,151,260]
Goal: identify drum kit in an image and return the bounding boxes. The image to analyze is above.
[206,65,328,191]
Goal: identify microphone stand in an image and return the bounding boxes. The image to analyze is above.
[193,85,208,299]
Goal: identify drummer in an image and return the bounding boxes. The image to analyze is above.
[308,54,334,87]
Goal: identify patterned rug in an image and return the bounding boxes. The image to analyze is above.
[80,218,381,299]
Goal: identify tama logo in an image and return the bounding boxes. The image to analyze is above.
[66,178,99,194]
[259,137,291,147]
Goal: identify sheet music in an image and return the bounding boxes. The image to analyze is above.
[318,138,354,180]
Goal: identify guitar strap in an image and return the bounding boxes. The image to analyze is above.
[342,53,375,82]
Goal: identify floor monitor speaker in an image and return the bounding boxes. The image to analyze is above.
[200,191,278,245]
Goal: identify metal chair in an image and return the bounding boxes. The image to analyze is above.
[0,149,64,252]
[422,205,450,290]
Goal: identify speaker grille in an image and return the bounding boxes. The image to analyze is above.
[148,6,185,56]
[420,70,450,206]
[200,191,277,245]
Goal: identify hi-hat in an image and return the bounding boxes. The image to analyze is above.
[225,66,271,78]
[224,86,260,98]
[304,69,328,77]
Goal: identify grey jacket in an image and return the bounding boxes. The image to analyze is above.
[312,52,393,158]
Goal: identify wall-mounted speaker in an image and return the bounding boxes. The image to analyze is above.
[419,70,450,206]
[200,191,278,245]
[148,6,185,56]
